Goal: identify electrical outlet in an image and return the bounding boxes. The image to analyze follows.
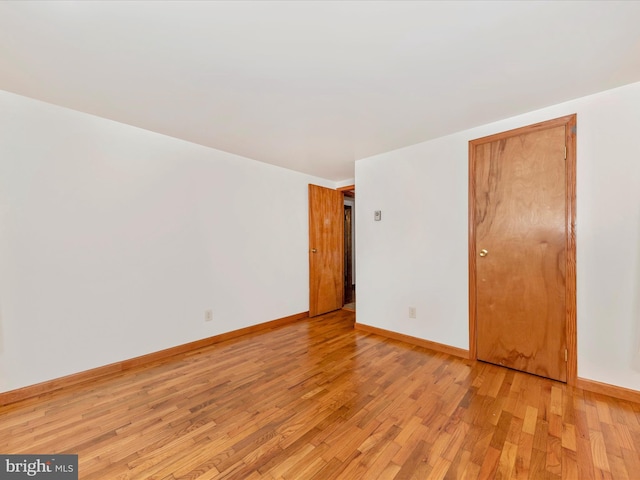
[205,309,213,322]
[408,307,416,319]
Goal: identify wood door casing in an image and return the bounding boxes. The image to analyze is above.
[309,184,344,317]
[469,115,577,383]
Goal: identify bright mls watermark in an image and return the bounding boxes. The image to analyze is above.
[0,455,77,479]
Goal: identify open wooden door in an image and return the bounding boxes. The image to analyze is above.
[469,115,577,383]
[309,184,344,317]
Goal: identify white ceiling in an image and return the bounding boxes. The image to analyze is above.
[1,1,639,181]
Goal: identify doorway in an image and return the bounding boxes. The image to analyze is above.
[339,186,355,311]
[468,115,576,384]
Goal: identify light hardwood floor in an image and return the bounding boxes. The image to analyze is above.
[1,310,639,479]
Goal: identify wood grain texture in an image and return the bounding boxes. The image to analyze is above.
[309,184,344,317]
[0,311,308,406]
[1,310,638,479]
[564,116,577,386]
[469,139,479,362]
[469,114,577,384]
[475,125,567,381]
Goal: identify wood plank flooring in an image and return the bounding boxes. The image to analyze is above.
[1,310,639,479]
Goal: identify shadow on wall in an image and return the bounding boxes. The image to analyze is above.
[634,212,640,372]
[0,299,3,355]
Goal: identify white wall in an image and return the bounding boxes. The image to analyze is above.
[356,81,640,391]
[0,90,334,393]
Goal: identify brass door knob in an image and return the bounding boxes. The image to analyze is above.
[479,249,488,257]
[311,249,317,253]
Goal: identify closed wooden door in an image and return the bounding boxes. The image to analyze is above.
[470,116,576,382]
[309,184,343,317]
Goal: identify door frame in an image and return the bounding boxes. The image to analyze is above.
[338,185,355,304]
[468,114,577,385]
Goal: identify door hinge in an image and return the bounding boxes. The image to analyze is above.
[564,146,567,160]
[564,349,568,362]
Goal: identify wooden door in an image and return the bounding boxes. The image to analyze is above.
[309,184,343,317]
[470,115,576,382]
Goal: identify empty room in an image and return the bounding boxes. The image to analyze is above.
[1,1,640,479]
